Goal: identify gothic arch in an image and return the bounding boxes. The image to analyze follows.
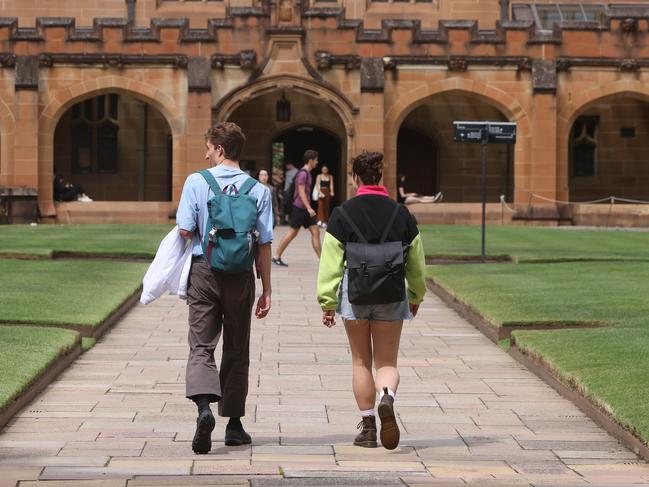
[38,76,184,206]
[384,78,531,201]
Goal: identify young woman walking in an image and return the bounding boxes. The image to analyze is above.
[316,151,426,450]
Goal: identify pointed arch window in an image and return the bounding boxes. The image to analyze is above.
[571,115,598,177]
[71,94,119,174]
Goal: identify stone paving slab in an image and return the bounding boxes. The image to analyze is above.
[0,227,648,486]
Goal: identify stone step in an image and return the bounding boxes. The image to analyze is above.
[54,201,175,224]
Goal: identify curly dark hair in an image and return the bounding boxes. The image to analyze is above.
[351,151,383,185]
[204,122,246,161]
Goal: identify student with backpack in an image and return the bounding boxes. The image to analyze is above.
[316,151,426,450]
[176,122,273,455]
[272,149,321,266]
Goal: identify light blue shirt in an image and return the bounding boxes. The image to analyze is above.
[176,165,274,256]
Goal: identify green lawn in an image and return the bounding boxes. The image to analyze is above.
[420,225,649,262]
[427,261,649,327]
[0,326,80,409]
[0,260,148,327]
[0,224,172,258]
[426,259,649,444]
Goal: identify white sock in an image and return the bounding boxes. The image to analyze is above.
[360,408,375,417]
[380,388,396,399]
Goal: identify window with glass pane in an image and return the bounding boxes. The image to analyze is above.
[558,4,584,21]
[571,116,598,178]
[70,94,121,174]
[97,123,119,173]
[535,5,561,30]
[581,4,607,21]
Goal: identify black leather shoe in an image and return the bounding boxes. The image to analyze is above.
[272,257,288,267]
[192,409,215,454]
[225,420,252,446]
[378,387,400,450]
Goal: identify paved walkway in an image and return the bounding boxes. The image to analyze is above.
[1,228,648,486]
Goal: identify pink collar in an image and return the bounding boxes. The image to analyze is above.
[356,185,390,197]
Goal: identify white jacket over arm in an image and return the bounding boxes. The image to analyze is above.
[140,226,192,305]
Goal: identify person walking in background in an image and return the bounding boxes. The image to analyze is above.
[315,165,334,228]
[258,169,280,228]
[176,122,273,454]
[397,174,442,205]
[272,150,321,266]
[316,151,426,450]
[282,161,298,223]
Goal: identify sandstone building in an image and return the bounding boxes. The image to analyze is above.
[1,0,648,224]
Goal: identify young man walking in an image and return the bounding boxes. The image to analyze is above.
[272,150,321,266]
[177,122,273,454]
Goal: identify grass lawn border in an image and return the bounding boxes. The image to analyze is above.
[0,285,143,338]
[0,331,82,431]
[425,277,649,461]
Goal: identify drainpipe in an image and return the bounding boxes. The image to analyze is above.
[499,0,509,21]
[126,0,136,24]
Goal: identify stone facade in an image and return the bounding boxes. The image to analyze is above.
[0,0,648,223]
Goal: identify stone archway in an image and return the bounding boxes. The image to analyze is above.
[392,88,517,203]
[558,81,649,201]
[385,78,530,203]
[53,92,174,202]
[560,90,649,202]
[214,75,356,197]
[38,76,184,210]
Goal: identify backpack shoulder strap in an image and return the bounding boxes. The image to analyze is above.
[337,206,368,244]
[199,169,221,195]
[239,176,258,195]
[379,204,403,243]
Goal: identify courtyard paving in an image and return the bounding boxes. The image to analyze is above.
[1,228,648,486]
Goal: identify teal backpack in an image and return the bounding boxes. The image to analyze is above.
[199,169,259,274]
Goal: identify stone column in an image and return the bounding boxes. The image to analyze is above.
[354,57,385,198]
[13,57,44,211]
[528,61,558,206]
[174,56,212,202]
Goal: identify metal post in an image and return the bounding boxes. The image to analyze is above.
[481,130,488,263]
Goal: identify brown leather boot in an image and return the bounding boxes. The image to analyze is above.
[353,415,377,448]
[378,387,400,450]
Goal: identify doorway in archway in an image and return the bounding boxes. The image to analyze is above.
[272,126,342,207]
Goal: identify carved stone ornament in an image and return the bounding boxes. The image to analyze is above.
[102,55,125,69]
[448,57,468,71]
[315,51,332,70]
[0,54,16,68]
[620,58,639,71]
[517,58,533,71]
[38,54,54,68]
[239,50,257,70]
[279,0,293,22]
[620,18,639,34]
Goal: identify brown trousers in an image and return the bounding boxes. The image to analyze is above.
[185,258,255,418]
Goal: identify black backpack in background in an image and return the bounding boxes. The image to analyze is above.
[338,204,406,305]
[282,168,307,215]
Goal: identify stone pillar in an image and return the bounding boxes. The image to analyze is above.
[174,56,212,202]
[354,57,385,198]
[529,93,558,201]
[529,61,558,205]
[13,57,43,209]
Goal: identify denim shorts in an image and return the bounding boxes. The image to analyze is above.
[337,271,413,322]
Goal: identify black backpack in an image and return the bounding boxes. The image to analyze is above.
[338,204,406,305]
[282,169,307,216]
